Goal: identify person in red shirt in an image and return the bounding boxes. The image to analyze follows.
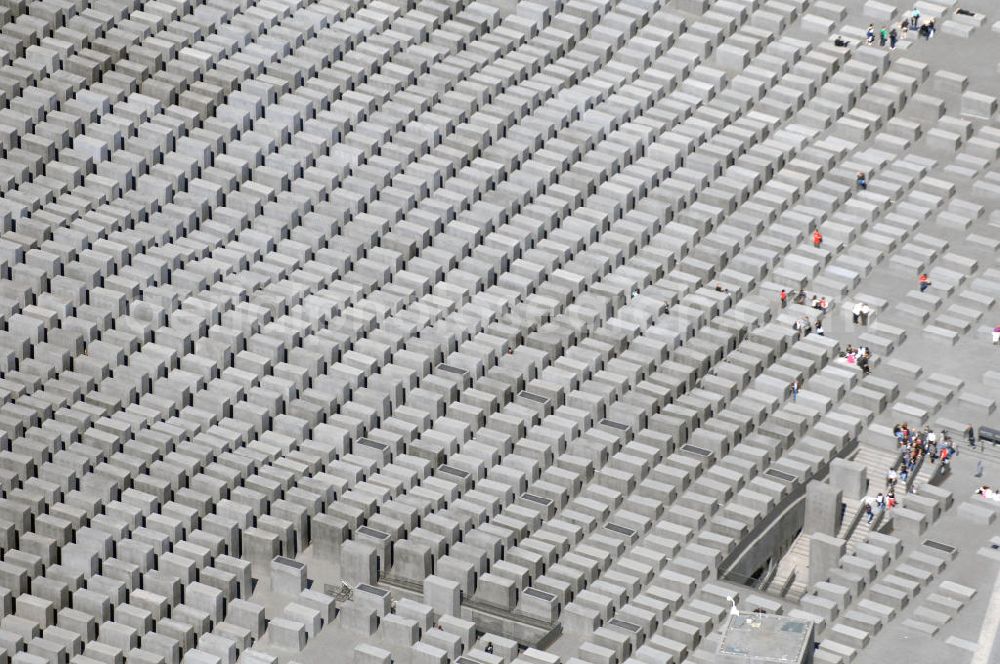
[919,273,930,292]
[780,289,787,307]
[812,230,823,247]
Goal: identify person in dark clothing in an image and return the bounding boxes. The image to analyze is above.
[834,36,850,47]
[485,643,494,654]
[856,171,867,189]
[966,424,976,448]
[889,28,897,48]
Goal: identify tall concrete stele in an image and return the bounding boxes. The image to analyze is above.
[716,614,815,664]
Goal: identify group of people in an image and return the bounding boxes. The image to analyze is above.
[851,302,873,325]
[779,289,833,338]
[866,9,935,50]
[780,288,831,311]
[915,19,936,38]
[865,423,977,522]
[839,344,873,374]
[837,8,936,50]
[792,315,824,337]
[867,24,902,49]
[975,486,1000,503]
[892,423,960,480]
[863,491,895,522]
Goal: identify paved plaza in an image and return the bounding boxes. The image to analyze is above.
[0,0,999,662]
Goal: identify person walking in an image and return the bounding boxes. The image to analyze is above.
[911,7,920,29]
[791,379,799,402]
[780,289,787,308]
[975,459,984,478]
[867,24,875,44]
[901,20,909,38]
[889,27,898,48]
[919,273,930,292]
[812,229,823,248]
[928,19,935,38]
[856,171,867,189]
[853,302,862,324]
[879,26,888,46]
[966,424,976,448]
